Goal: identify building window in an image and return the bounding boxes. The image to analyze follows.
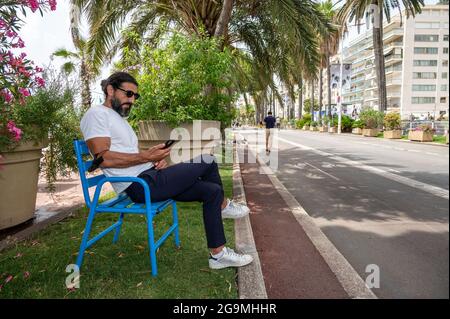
[412,97,436,104]
[413,72,437,79]
[414,47,438,54]
[440,97,447,104]
[416,22,440,29]
[444,48,449,54]
[443,60,449,67]
[444,35,449,41]
[414,34,439,42]
[413,60,437,66]
[441,84,448,91]
[443,72,448,79]
[412,85,436,91]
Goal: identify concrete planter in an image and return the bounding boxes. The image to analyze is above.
[352,128,363,135]
[302,126,310,131]
[328,127,337,133]
[408,130,433,142]
[319,126,327,133]
[384,130,402,139]
[136,120,222,165]
[0,139,48,230]
[310,126,318,131]
[362,128,379,137]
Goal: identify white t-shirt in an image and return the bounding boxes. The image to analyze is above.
[80,104,153,194]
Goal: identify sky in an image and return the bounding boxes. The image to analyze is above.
[16,0,442,103]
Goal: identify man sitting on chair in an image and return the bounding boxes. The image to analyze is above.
[80,72,253,270]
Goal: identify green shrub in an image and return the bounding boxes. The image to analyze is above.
[130,33,236,128]
[352,119,365,129]
[341,115,354,132]
[12,70,82,191]
[311,121,318,127]
[359,107,384,129]
[384,112,401,130]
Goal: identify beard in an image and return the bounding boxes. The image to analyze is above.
[111,98,132,117]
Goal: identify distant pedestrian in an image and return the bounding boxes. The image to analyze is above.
[264,111,276,153]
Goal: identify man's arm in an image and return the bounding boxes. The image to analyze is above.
[86,137,170,169]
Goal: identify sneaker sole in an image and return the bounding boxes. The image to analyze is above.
[209,258,253,270]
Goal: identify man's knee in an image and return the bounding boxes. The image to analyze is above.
[206,183,223,200]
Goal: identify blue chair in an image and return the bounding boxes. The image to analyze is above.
[73,139,180,276]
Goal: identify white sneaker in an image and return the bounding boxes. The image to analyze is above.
[209,247,253,269]
[221,199,250,219]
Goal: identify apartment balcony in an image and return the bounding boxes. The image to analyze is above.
[386,79,402,86]
[383,29,403,41]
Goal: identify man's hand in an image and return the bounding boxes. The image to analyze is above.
[154,159,168,170]
[144,144,171,162]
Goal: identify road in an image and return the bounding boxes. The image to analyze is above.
[237,128,449,299]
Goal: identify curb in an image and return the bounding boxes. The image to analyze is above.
[233,142,268,299]
[250,147,377,299]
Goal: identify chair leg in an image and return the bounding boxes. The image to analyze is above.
[146,213,158,277]
[172,202,181,248]
[76,207,97,269]
[113,213,125,244]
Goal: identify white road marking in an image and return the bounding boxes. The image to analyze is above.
[277,136,449,200]
[305,162,340,181]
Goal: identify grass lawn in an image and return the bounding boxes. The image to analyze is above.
[433,135,447,144]
[0,165,237,299]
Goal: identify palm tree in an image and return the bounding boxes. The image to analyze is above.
[52,5,97,113]
[52,41,93,112]
[317,0,341,120]
[70,0,329,114]
[338,0,424,112]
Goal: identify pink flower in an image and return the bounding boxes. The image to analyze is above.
[7,121,22,142]
[27,0,40,12]
[1,89,13,103]
[5,30,17,38]
[35,76,45,87]
[18,87,30,97]
[48,0,57,11]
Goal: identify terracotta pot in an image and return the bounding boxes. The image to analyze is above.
[352,128,363,135]
[328,127,337,133]
[302,126,310,131]
[408,130,433,142]
[0,139,48,230]
[384,130,402,139]
[362,128,379,137]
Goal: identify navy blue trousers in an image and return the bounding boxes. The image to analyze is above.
[125,154,226,249]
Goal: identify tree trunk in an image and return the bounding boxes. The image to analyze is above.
[80,59,91,113]
[298,77,303,119]
[319,68,323,123]
[214,0,234,47]
[326,45,332,118]
[372,0,387,112]
[310,79,315,121]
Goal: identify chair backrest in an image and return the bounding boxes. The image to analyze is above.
[73,139,106,209]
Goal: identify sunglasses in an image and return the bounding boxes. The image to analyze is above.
[116,86,140,100]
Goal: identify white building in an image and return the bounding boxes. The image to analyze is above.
[329,3,449,120]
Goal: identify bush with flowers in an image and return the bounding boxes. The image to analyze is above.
[412,124,436,134]
[1,1,57,150]
[1,1,82,191]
